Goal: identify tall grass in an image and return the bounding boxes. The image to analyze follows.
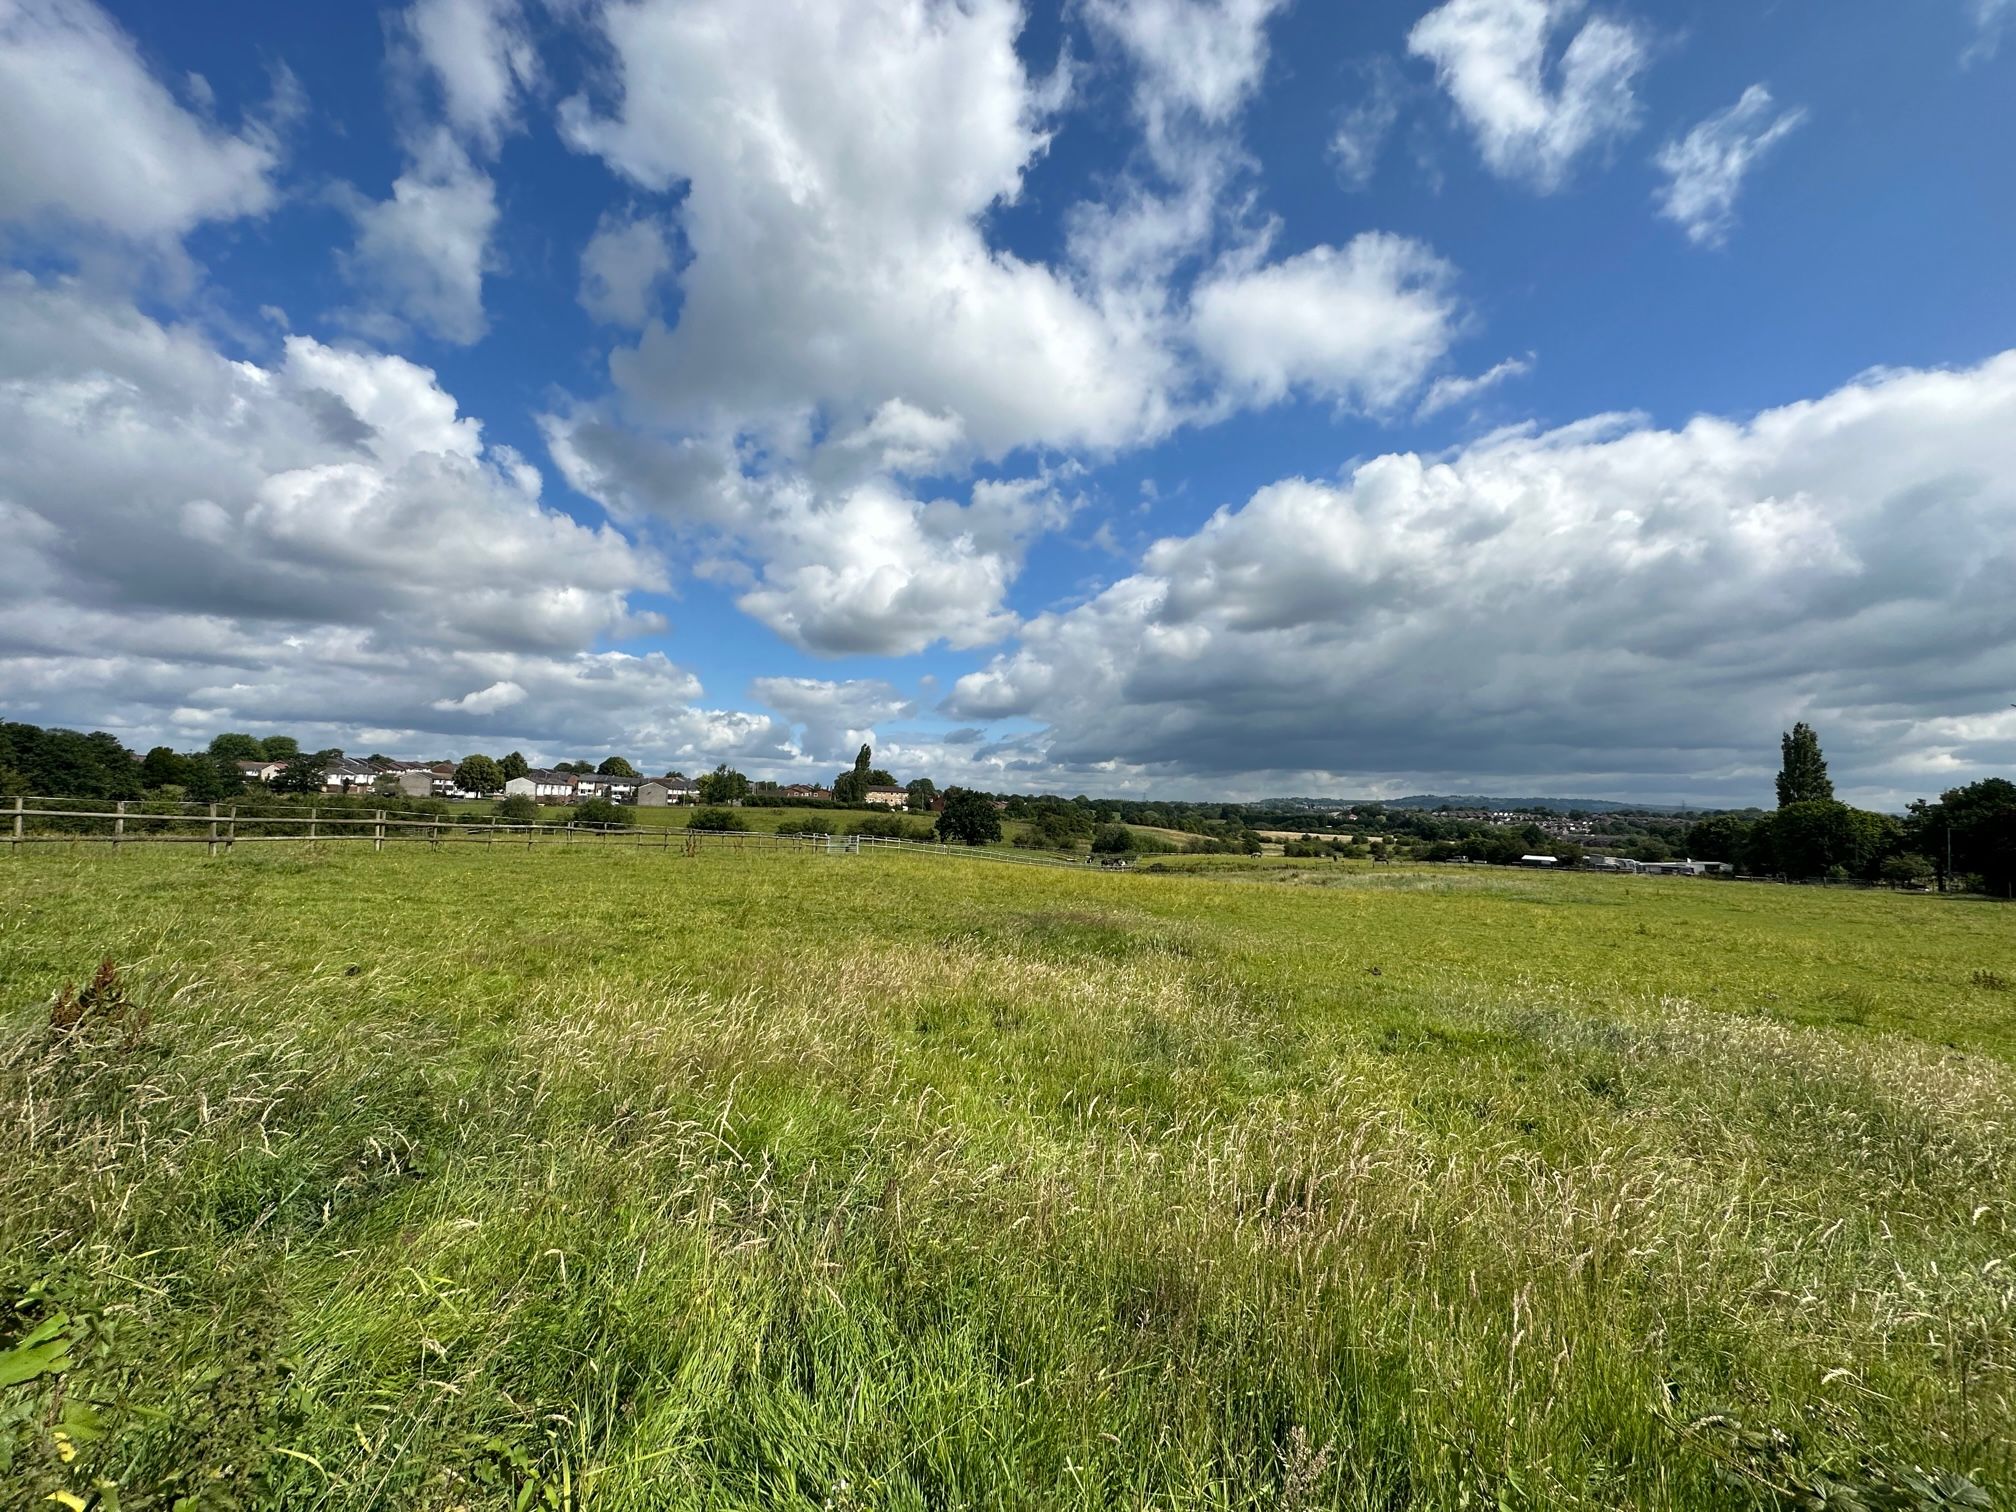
[1,848,2010,1508]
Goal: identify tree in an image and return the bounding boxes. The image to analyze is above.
[905,777,938,811]
[260,735,301,762]
[140,746,191,789]
[597,756,638,777]
[456,754,505,795]
[1091,823,1137,854]
[834,744,874,804]
[1752,800,1897,880]
[936,788,1001,846]
[1776,722,1834,807]
[1880,853,1933,887]
[499,751,530,781]
[272,751,329,795]
[867,768,895,787]
[1685,814,1752,863]
[554,760,592,774]
[184,753,243,801]
[697,763,749,804]
[1907,778,2016,895]
[209,732,265,763]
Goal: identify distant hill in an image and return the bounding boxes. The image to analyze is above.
[1262,794,1707,816]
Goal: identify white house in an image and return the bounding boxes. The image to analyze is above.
[573,772,640,802]
[235,759,283,784]
[863,786,909,809]
[321,757,383,793]
[504,770,579,803]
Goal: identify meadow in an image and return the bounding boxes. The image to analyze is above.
[1,847,2011,1509]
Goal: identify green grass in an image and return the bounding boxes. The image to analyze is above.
[1,849,2011,1508]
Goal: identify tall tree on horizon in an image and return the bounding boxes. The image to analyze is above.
[834,743,874,804]
[1776,722,1834,807]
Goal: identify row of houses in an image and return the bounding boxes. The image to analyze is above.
[235,758,929,811]
[233,758,698,805]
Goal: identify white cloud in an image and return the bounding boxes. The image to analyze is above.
[0,273,838,771]
[0,274,659,656]
[1084,0,1289,170]
[547,408,1071,655]
[1329,56,1405,191]
[579,209,673,327]
[434,679,528,714]
[946,351,2016,803]
[338,0,531,346]
[1967,0,2012,61]
[560,0,1176,458]
[400,0,536,151]
[1191,234,1461,411]
[339,129,499,345]
[749,676,916,761]
[0,0,282,239]
[543,0,1474,660]
[1655,85,1807,248]
[1408,0,1647,191]
[1416,352,1533,418]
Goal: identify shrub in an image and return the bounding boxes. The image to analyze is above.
[495,794,541,825]
[851,814,913,839]
[572,796,625,828]
[774,818,830,836]
[689,806,749,832]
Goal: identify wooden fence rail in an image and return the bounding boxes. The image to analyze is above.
[3,798,1104,871]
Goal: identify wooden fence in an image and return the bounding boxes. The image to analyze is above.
[3,797,1103,871]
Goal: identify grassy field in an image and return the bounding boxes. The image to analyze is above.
[1,848,2011,1509]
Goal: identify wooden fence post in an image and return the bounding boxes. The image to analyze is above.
[10,796,20,854]
[207,803,219,857]
[114,800,126,853]
[308,806,317,841]
[227,806,237,851]
[374,810,385,853]
[432,817,442,850]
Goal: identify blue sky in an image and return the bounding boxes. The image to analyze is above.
[1,0,2012,805]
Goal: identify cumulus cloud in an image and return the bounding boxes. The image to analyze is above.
[750,676,916,761]
[338,0,532,345]
[579,209,674,326]
[1084,0,1289,170]
[560,0,1173,457]
[0,274,828,770]
[1655,85,1807,248]
[1408,0,1647,191]
[399,0,536,151]
[946,351,2016,803]
[0,0,283,240]
[540,0,1472,661]
[1191,235,1461,412]
[547,406,1072,655]
[0,275,661,649]
[339,129,499,345]
[433,679,528,714]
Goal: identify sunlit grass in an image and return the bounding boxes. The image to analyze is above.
[1,848,2010,1508]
